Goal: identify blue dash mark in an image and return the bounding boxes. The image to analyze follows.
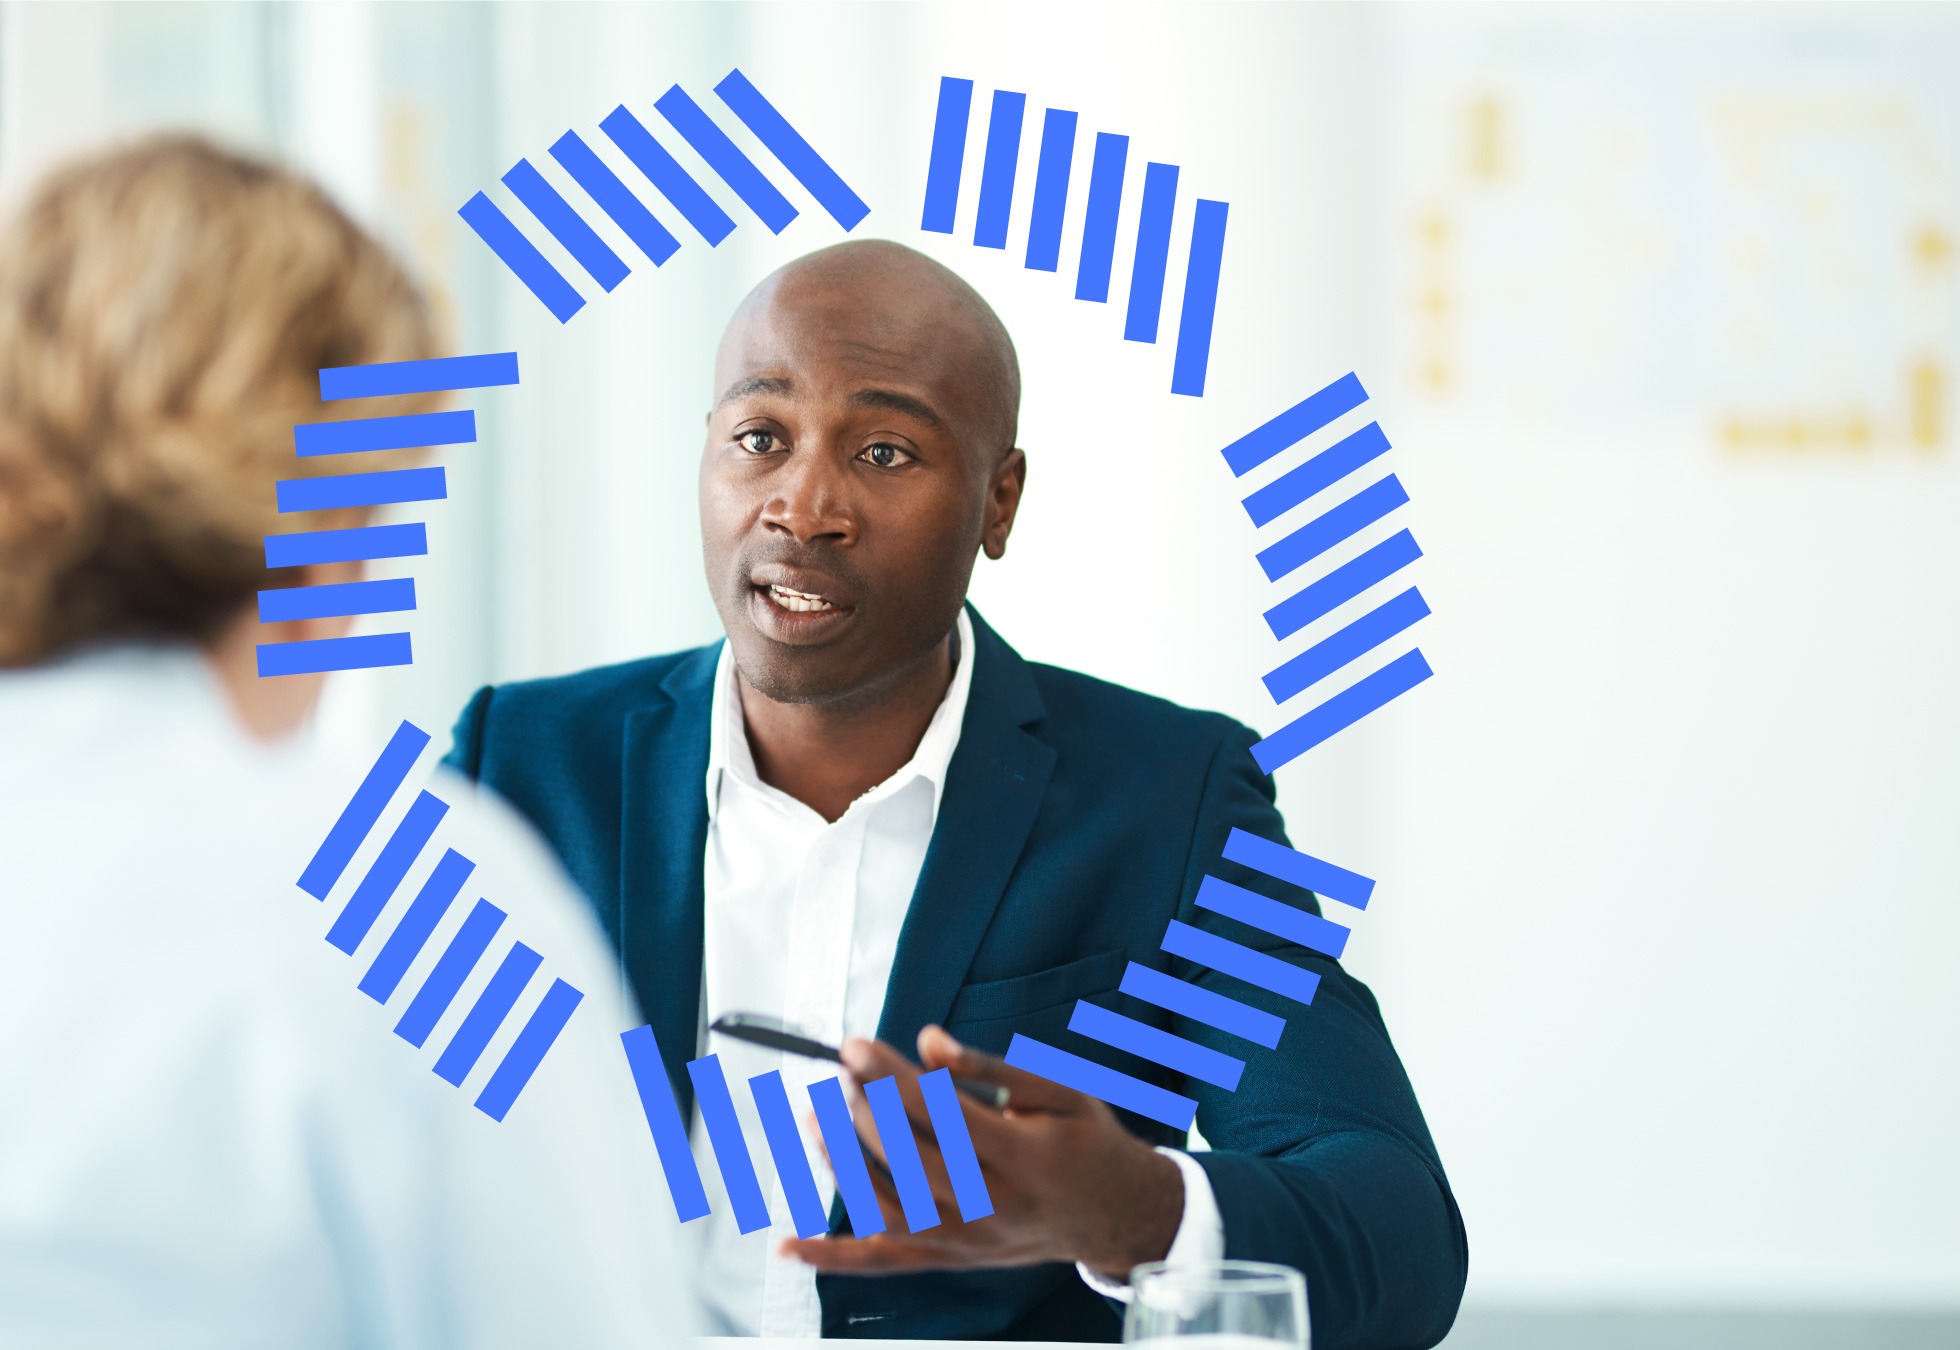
[1257,475,1408,582]
[502,158,629,291]
[1222,827,1378,911]
[1159,921,1321,1007]
[1123,162,1179,342]
[749,1070,830,1238]
[433,942,541,1086]
[458,191,585,323]
[395,899,506,1048]
[325,790,448,955]
[264,522,426,570]
[256,632,412,678]
[1222,372,1371,477]
[276,466,447,513]
[1068,1000,1245,1090]
[1262,587,1429,708]
[293,410,475,457]
[1170,198,1229,397]
[1074,133,1129,302]
[476,978,584,1122]
[256,579,405,630]
[655,84,798,233]
[600,105,736,245]
[809,1076,887,1237]
[357,847,474,1003]
[297,720,430,899]
[921,76,975,233]
[689,1055,770,1233]
[621,1025,710,1222]
[1117,962,1284,1049]
[1250,649,1433,776]
[918,1068,993,1221]
[1194,875,1350,959]
[1024,107,1078,271]
[864,1077,941,1233]
[548,130,680,265]
[973,89,1026,250]
[715,69,869,230]
[1263,528,1421,642]
[1005,1034,1198,1131]
[1241,421,1391,527]
[319,352,518,401]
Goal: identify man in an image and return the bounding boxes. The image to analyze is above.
[444,240,1467,1347]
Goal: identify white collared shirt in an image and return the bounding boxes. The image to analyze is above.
[688,609,1221,1337]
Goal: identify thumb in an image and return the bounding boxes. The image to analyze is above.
[917,1024,1089,1114]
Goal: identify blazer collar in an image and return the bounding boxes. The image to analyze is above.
[619,641,719,1116]
[874,605,1055,1050]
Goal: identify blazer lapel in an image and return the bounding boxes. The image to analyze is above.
[619,644,719,1117]
[876,608,1056,1050]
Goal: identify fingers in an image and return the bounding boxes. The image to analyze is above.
[916,1024,1089,1115]
[813,1102,920,1237]
[840,1036,915,1085]
[841,1036,960,1162]
[842,1052,972,1222]
[860,1140,916,1234]
[842,1063,893,1172]
[777,1232,959,1274]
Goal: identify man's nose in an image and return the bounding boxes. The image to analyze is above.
[759,452,856,545]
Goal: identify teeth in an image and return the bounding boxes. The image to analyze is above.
[769,583,834,613]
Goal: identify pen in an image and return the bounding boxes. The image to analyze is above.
[710,1012,1012,1110]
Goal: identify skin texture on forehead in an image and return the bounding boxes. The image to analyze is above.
[713,239,1021,461]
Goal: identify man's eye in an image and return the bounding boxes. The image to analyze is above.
[738,429,777,454]
[859,442,911,468]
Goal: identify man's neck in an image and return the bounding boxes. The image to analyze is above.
[737,636,955,824]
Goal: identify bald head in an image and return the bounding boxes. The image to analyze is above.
[715,239,1020,456]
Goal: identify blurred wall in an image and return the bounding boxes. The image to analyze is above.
[1374,6,1960,1319]
[2,3,1954,1343]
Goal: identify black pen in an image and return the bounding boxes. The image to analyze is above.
[710,1012,1011,1109]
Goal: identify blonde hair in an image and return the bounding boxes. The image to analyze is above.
[0,133,440,665]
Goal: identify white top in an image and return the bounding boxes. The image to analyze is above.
[0,645,696,1350]
[689,611,1222,1337]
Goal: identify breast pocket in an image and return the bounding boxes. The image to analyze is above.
[944,947,1130,1050]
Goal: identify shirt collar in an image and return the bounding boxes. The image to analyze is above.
[704,607,976,825]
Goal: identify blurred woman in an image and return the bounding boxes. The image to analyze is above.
[0,136,692,1348]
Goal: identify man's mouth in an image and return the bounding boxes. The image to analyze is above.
[765,582,837,614]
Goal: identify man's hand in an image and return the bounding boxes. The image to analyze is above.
[778,1025,1185,1281]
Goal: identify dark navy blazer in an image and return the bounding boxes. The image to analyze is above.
[444,608,1466,1348]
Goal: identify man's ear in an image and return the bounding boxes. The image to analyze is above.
[982,448,1026,561]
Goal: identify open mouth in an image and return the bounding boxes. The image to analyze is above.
[764,582,838,614]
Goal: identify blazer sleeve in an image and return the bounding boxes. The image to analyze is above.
[1173,721,1468,1350]
[444,684,495,781]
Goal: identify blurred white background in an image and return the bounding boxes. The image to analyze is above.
[3,3,1955,1345]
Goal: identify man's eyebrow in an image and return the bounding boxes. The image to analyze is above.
[848,387,948,432]
[716,375,792,407]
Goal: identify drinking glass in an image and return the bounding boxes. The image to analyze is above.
[1122,1260,1310,1350]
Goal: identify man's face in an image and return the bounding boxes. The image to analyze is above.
[699,263,1020,705]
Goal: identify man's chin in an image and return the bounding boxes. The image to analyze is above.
[725,615,868,708]
[732,651,867,707]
